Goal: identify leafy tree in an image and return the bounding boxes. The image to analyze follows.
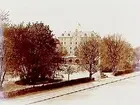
[4,22,61,84]
[59,45,68,56]
[100,35,134,73]
[75,35,102,79]
[56,41,68,64]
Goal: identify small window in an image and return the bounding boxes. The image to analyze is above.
[62,34,64,36]
[70,47,72,49]
[61,42,63,44]
[70,42,72,44]
[68,33,70,36]
[75,42,77,44]
[64,42,66,44]
[85,33,87,36]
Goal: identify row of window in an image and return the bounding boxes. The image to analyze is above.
[61,42,77,45]
[62,33,94,37]
[67,47,78,54]
[62,33,71,36]
[62,47,77,54]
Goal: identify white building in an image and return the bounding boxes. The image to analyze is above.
[58,28,98,56]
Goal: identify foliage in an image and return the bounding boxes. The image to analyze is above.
[75,35,101,79]
[4,22,61,84]
[58,45,68,56]
[100,35,134,73]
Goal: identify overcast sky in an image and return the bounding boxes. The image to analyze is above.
[0,0,140,47]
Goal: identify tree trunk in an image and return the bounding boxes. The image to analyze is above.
[99,68,103,78]
[89,64,92,79]
[68,73,70,81]
[0,71,6,88]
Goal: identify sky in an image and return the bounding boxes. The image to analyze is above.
[0,0,140,47]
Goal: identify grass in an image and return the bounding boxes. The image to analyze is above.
[3,81,31,92]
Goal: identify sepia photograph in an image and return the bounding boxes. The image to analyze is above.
[0,0,140,105]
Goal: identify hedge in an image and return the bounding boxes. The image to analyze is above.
[3,77,94,98]
[113,69,133,76]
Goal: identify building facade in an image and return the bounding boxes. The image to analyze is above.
[58,29,97,56]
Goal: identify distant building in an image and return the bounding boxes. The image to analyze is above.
[58,27,97,56]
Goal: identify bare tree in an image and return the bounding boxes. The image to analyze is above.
[0,10,9,25]
[0,10,9,88]
[63,65,76,81]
